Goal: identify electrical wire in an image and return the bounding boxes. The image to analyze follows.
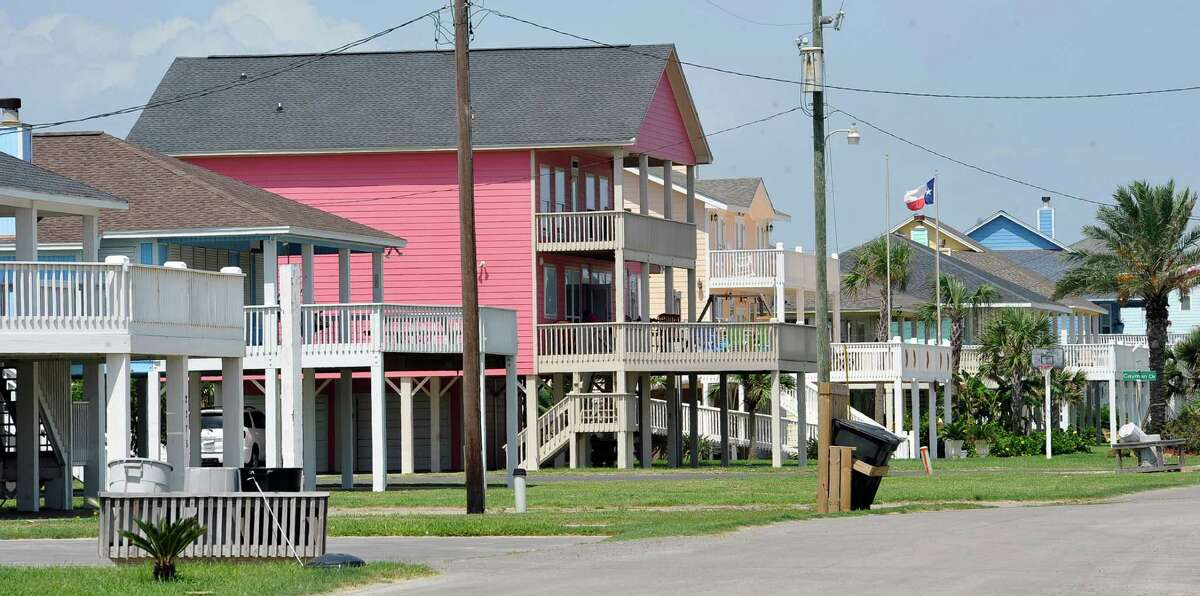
[2,7,445,135]
[701,0,811,28]
[486,8,1200,101]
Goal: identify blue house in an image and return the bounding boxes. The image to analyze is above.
[964,197,1072,252]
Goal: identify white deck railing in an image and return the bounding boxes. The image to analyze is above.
[1065,333,1191,348]
[708,247,835,291]
[535,210,696,263]
[0,261,242,336]
[828,341,952,382]
[960,343,1145,380]
[515,392,635,465]
[245,303,515,360]
[537,321,817,373]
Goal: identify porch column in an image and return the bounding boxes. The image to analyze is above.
[685,165,696,224]
[221,357,244,468]
[611,150,625,209]
[892,378,904,436]
[831,254,842,342]
[615,249,626,322]
[664,266,674,317]
[638,154,649,215]
[301,243,315,304]
[797,373,808,466]
[370,357,387,492]
[302,369,316,488]
[718,373,730,466]
[640,372,652,468]
[165,356,189,490]
[797,287,806,326]
[279,265,304,471]
[430,376,442,473]
[264,369,281,468]
[666,374,680,467]
[524,376,538,470]
[640,267,650,321]
[188,373,201,467]
[14,206,36,260]
[105,354,133,461]
[337,369,354,488]
[16,361,39,511]
[688,374,699,467]
[145,362,161,460]
[662,162,673,218]
[688,268,698,324]
[910,380,921,458]
[770,370,782,468]
[617,372,635,469]
[83,362,104,497]
[338,248,352,303]
[400,377,415,474]
[943,379,954,425]
[263,240,278,305]
[505,357,519,485]
[775,243,786,319]
[927,381,938,460]
[372,252,385,302]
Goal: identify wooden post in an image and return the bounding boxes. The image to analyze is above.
[816,382,850,514]
[827,445,855,513]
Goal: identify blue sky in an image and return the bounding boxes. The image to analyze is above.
[4,0,1199,251]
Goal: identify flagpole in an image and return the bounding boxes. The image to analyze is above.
[885,154,892,341]
[934,170,942,345]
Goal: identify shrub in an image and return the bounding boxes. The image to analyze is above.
[1164,400,1200,453]
[986,427,1094,457]
[806,437,818,462]
[120,517,206,581]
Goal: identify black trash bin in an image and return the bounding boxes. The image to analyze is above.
[240,467,303,492]
[831,419,903,510]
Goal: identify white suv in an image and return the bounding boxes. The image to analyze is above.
[200,407,266,467]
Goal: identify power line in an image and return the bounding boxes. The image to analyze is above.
[487,8,1200,101]
[3,8,445,135]
[310,104,806,208]
[701,0,811,28]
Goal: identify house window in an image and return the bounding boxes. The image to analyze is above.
[539,165,552,213]
[1182,288,1192,311]
[554,168,567,213]
[589,269,613,321]
[565,268,583,322]
[585,174,597,211]
[543,265,558,319]
[599,176,610,210]
[716,215,726,249]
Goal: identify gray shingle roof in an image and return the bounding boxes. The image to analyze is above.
[838,235,1069,313]
[31,132,403,247]
[693,178,761,210]
[0,151,124,205]
[128,44,686,156]
[894,215,988,252]
[951,250,1103,313]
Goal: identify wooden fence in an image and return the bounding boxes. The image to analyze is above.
[98,492,328,560]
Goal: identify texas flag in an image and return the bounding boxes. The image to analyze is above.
[904,178,935,211]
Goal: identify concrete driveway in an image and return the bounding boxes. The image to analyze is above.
[360,485,1200,596]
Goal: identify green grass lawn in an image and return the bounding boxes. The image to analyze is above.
[2,452,1196,541]
[0,561,433,596]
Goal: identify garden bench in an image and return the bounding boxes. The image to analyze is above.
[1111,439,1186,473]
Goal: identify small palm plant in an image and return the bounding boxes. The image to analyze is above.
[121,517,207,581]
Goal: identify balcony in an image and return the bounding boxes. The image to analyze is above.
[960,343,1147,381]
[0,261,244,358]
[536,321,817,374]
[239,303,517,368]
[708,247,837,292]
[535,210,696,268]
[828,342,953,383]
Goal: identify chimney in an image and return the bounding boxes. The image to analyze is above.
[1037,196,1054,238]
[0,98,32,162]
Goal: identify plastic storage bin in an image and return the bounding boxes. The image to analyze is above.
[831,419,903,510]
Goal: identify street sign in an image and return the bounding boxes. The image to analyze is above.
[1032,347,1064,370]
[1122,370,1157,381]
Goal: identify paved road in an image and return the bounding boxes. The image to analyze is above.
[357,485,1200,596]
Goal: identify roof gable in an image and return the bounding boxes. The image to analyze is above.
[889,215,985,252]
[965,211,1070,251]
[128,44,710,162]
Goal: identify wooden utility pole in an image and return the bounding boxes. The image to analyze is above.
[810,0,830,383]
[454,0,485,514]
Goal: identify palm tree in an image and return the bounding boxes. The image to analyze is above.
[844,236,912,422]
[1030,368,1087,430]
[978,308,1056,432]
[730,373,797,460]
[917,275,999,375]
[1053,181,1200,431]
[1165,328,1200,405]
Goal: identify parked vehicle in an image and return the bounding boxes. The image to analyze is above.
[200,407,266,467]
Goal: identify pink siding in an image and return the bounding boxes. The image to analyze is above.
[187,151,536,373]
[630,72,698,165]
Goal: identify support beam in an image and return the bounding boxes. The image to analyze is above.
[400,377,415,475]
[262,240,278,306]
[639,373,652,469]
[910,380,921,458]
[338,248,352,303]
[1108,377,1117,444]
[301,244,315,304]
[662,161,673,219]
[430,376,443,473]
[685,165,696,224]
[83,362,104,498]
[524,376,538,471]
[14,207,36,261]
[666,374,679,467]
[638,154,649,214]
[81,215,100,261]
[145,362,161,460]
[221,357,244,468]
[264,369,280,468]
[927,381,938,460]
[719,373,730,466]
[770,370,782,468]
[943,378,953,425]
[688,373,699,467]
[106,354,132,466]
[188,373,201,467]
[892,379,904,436]
[611,150,624,209]
[614,248,626,323]
[797,373,808,467]
[370,358,387,492]
[279,265,303,470]
[302,368,316,488]
[16,361,39,511]
[505,357,518,486]
[165,356,190,490]
[337,369,354,489]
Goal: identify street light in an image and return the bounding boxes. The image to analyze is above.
[825,123,861,145]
